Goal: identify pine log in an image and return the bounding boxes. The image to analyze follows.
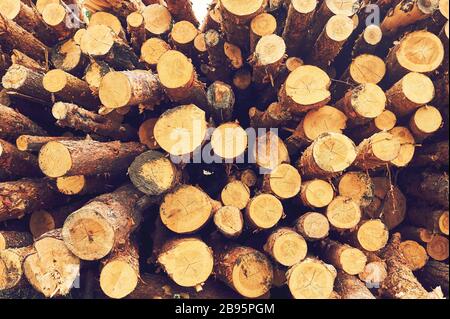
[264,227,308,267]
[157,50,207,108]
[38,140,146,178]
[299,179,334,208]
[351,110,397,142]
[165,0,199,26]
[206,81,235,124]
[335,271,376,299]
[286,106,347,153]
[23,229,80,297]
[140,38,171,68]
[83,59,113,95]
[279,65,331,114]
[249,102,292,129]
[352,24,383,56]
[353,219,390,252]
[353,132,401,170]
[358,256,388,289]
[0,231,32,250]
[126,12,146,54]
[0,15,49,62]
[398,225,434,243]
[51,39,87,75]
[89,11,126,40]
[213,206,244,238]
[245,193,284,230]
[326,196,361,231]
[252,130,290,172]
[0,178,66,222]
[16,135,80,153]
[220,180,251,210]
[426,234,449,261]
[216,246,273,298]
[211,122,248,161]
[128,150,180,196]
[62,184,142,260]
[142,4,172,37]
[97,0,146,19]
[80,25,139,70]
[321,240,367,275]
[100,238,139,299]
[170,21,199,57]
[200,0,222,32]
[262,163,301,199]
[153,104,207,157]
[298,132,357,178]
[341,54,387,86]
[386,30,444,82]
[338,172,374,208]
[0,138,41,181]
[160,185,220,234]
[295,212,330,241]
[420,260,449,295]
[138,118,159,150]
[55,173,124,196]
[158,238,214,291]
[219,0,266,51]
[409,105,443,142]
[389,126,416,167]
[0,246,34,290]
[0,104,46,142]
[251,34,286,85]
[2,64,51,103]
[250,13,277,53]
[399,240,429,271]
[287,257,336,299]
[41,3,81,42]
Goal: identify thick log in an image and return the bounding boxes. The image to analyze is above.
[41,3,81,41]
[0,245,34,290]
[38,140,146,178]
[409,105,443,142]
[55,173,123,197]
[62,184,142,260]
[0,138,41,181]
[351,110,397,142]
[89,11,126,40]
[245,193,284,230]
[216,246,273,298]
[389,126,416,168]
[326,196,362,231]
[295,212,330,241]
[299,179,335,208]
[140,38,171,68]
[399,240,429,271]
[142,4,172,37]
[211,122,248,161]
[338,172,374,208]
[0,104,46,142]
[170,21,199,57]
[426,235,449,261]
[353,219,390,252]
[200,0,222,32]
[251,34,286,85]
[50,39,87,75]
[264,227,308,267]
[249,102,292,129]
[353,132,401,170]
[321,240,367,275]
[262,163,301,199]
[0,178,66,222]
[165,0,198,26]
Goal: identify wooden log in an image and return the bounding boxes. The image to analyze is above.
[0,231,32,250]
[23,229,80,297]
[0,104,46,142]
[206,81,235,124]
[353,132,401,170]
[62,184,142,260]
[335,84,386,127]
[83,59,113,95]
[170,21,199,56]
[16,135,80,152]
[0,14,49,62]
[251,34,286,85]
[38,140,146,178]
[99,70,164,109]
[55,173,123,196]
[282,0,317,55]
[0,138,41,181]
[286,105,347,153]
[43,69,99,108]
[386,30,444,82]
[0,47,11,75]
[386,72,435,117]
[98,0,145,19]
[264,227,308,267]
[232,67,252,91]
[399,240,429,271]
[321,240,367,275]
[90,11,126,40]
[157,50,207,109]
[380,0,439,36]
[338,172,374,208]
[2,64,51,103]
[0,178,66,222]
[128,150,180,196]
[165,0,199,26]
[398,225,434,243]
[220,180,251,210]
[138,118,159,150]
[142,4,172,37]
[245,193,284,230]
[299,179,334,208]
[153,104,207,157]
[160,185,219,234]
[341,54,387,86]
[380,233,442,299]
[298,132,357,178]
[309,15,354,68]
[213,206,244,238]
[250,13,277,54]
[401,170,449,209]
[216,246,273,298]
[420,260,449,295]
[353,219,389,252]
[193,32,208,65]
[365,177,407,230]
[41,3,80,42]
[158,238,214,291]
[411,141,449,168]
[352,24,383,56]
[126,12,146,54]
[295,212,330,241]
[335,271,376,299]
[29,200,87,238]
[219,0,266,51]
[358,257,388,289]
[200,0,222,32]
[80,25,139,70]
[287,257,336,299]
[140,38,171,68]
[211,122,247,161]
[99,239,139,299]
[0,246,34,290]
[279,65,331,114]
[389,126,416,167]
[249,102,292,129]
[409,105,443,142]
[262,163,302,199]
[326,196,361,231]
[426,235,449,261]
[51,39,87,75]
[252,131,290,171]
[351,110,397,142]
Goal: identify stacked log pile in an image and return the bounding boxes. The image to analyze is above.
[0,0,449,300]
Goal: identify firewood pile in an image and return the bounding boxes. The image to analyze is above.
[0,0,449,299]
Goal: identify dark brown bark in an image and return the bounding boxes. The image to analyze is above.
[0,139,41,181]
[0,104,47,142]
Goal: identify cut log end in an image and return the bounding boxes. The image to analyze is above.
[338,172,374,208]
[339,247,367,275]
[221,180,250,210]
[251,13,277,37]
[295,212,330,240]
[357,219,389,252]
[100,260,139,299]
[41,3,66,27]
[363,24,383,45]
[265,228,307,267]
[254,34,286,66]
[80,25,115,56]
[427,235,449,261]
[171,21,198,46]
[214,206,244,238]
[390,127,416,167]
[98,72,133,109]
[266,163,302,199]
[38,141,72,178]
[211,123,247,160]
[300,179,335,208]
[157,50,194,90]
[29,210,56,238]
[399,240,428,271]
[141,38,171,66]
[326,196,361,230]
[221,0,266,17]
[142,4,172,36]
[56,175,86,195]
[349,54,386,85]
[325,15,354,42]
[246,193,283,230]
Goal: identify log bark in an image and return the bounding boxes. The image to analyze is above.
[0,178,66,222]
[41,3,81,42]
[206,81,235,124]
[50,39,87,75]
[0,104,46,142]
[249,102,292,129]
[0,245,34,290]
[165,0,198,26]
[411,141,449,168]
[216,246,273,298]
[407,205,449,236]
[138,118,159,150]
[83,59,113,95]
[335,271,376,299]
[0,138,41,181]
[420,260,449,295]
[0,231,32,250]
[38,140,147,178]
[62,184,143,260]
[250,34,286,85]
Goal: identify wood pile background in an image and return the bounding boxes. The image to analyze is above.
[0,0,449,299]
